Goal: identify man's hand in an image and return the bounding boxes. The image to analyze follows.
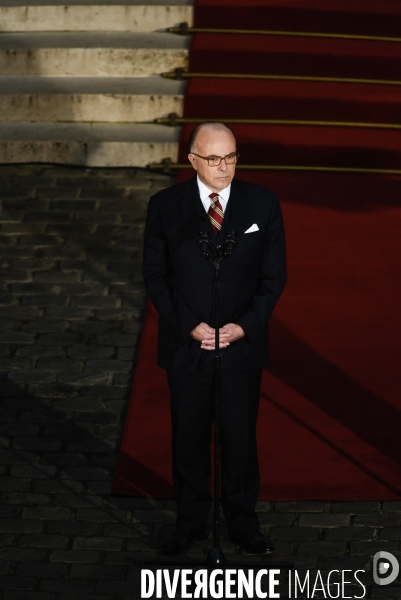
[190,322,245,350]
[190,322,230,351]
[219,323,245,343]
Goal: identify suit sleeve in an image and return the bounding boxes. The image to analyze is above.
[142,194,200,341]
[236,194,287,341]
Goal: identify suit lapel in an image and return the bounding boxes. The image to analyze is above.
[225,178,248,242]
[177,176,208,239]
[178,176,200,221]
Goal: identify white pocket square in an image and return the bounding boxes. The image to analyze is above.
[244,223,259,234]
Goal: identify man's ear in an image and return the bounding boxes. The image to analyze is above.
[188,154,197,170]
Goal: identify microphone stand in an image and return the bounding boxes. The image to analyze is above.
[204,237,227,567]
[198,226,240,565]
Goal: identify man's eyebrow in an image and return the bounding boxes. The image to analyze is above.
[206,152,235,157]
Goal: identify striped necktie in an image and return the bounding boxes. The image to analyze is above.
[208,192,224,234]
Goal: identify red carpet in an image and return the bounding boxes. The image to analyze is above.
[183,80,401,124]
[188,35,401,81]
[193,0,401,38]
[113,1,401,499]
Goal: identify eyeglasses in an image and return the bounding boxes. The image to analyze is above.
[191,151,239,167]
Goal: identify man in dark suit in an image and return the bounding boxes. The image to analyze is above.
[142,122,286,555]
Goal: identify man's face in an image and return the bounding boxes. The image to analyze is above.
[188,128,237,193]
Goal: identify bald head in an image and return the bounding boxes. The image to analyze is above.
[188,122,238,193]
[189,122,236,153]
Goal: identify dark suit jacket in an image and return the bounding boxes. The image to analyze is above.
[142,176,287,371]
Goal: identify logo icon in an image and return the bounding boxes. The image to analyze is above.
[373,552,399,586]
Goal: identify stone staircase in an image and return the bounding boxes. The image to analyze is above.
[0,0,193,166]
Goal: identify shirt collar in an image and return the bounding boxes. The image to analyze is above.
[197,176,231,204]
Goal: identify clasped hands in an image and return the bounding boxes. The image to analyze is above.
[190,322,245,350]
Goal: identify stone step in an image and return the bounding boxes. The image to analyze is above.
[0,77,185,122]
[0,122,180,166]
[0,32,189,76]
[0,1,193,33]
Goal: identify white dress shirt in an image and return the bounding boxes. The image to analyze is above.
[197,176,231,215]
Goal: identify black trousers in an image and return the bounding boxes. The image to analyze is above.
[166,368,263,541]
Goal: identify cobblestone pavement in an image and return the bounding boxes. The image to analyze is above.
[0,165,400,599]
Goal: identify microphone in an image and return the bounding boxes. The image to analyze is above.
[223,224,237,258]
[198,225,211,260]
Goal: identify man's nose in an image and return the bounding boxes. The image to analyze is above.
[218,158,228,171]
